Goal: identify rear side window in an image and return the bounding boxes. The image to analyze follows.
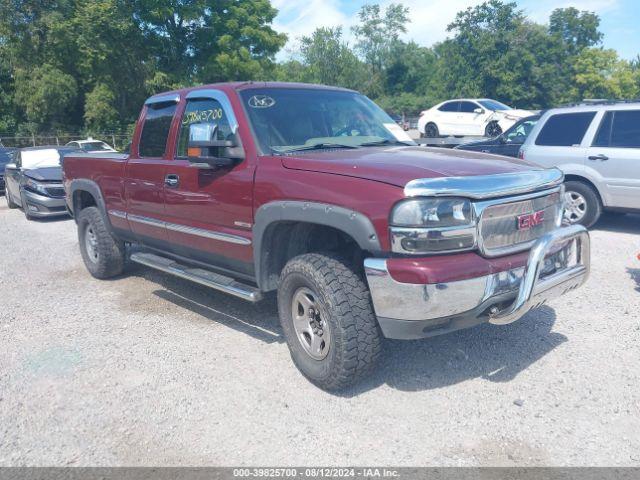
[139,101,178,157]
[438,102,459,112]
[535,112,596,147]
[592,112,613,147]
[610,110,640,148]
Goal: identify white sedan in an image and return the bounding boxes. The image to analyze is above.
[65,139,117,153]
[417,99,534,138]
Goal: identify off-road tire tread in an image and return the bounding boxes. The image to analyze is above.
[278,253,382,391]
[77,206,125,279]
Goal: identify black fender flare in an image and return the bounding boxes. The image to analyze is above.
[68,179,109,226]
[253,201,383,289]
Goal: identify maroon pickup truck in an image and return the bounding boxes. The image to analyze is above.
[63,82,590,390]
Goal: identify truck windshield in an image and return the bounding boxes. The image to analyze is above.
[239,88,416,154]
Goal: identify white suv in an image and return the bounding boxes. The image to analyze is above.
[519,103,640,227]
[418,99,533,138]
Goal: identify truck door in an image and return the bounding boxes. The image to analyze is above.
[587,109,640,209]
[124,95,179,249]
[163,89,256,278]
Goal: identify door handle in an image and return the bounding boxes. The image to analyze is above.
[165,174,180,187]
[588,154,609,161]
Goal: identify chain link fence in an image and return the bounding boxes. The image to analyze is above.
[0,133,132,151]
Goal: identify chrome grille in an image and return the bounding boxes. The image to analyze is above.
[478,191,562,257]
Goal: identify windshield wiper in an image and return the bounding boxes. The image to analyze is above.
[357,139,414,147]
[275,142,359,154]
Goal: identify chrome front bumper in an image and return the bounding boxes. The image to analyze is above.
[364,225,590,340]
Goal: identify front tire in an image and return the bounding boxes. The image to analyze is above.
[5,190,18,209]
[20,191,32,220]
[277,253,382,391]
[77,206,125,279]
[485,121,502,137]
[563,181,602,228]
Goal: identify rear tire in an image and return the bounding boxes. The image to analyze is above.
[5,190,18,209]
[77,206,125,279]
[563,180,601,228]
[424,123,439,138]
[277,253,382,391]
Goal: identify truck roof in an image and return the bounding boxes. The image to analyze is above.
[146,81,356,103]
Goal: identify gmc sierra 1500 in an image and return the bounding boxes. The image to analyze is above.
[63,82,590,391]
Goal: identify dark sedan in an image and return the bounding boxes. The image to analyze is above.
[0,147,18,195]
[4,146,79,219]
[454,115,540,157]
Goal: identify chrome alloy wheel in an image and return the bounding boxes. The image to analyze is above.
[564,191,587,223]
[84,224,100,263]
[291,287,331,360]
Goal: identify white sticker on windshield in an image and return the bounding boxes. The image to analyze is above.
[383,123,413,142]
[248,95,276,108]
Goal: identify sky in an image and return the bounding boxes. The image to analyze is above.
[272,0,639,61]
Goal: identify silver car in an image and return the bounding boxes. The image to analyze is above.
[519,102,640,227]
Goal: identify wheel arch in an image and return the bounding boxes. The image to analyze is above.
[253,201,382,292]
[563,174,605,206]
[68,179,110,226]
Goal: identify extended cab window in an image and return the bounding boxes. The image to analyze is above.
[594,110,640,148]
[535,112,596,147]
[177,98,233,157]
[139,101,178,157]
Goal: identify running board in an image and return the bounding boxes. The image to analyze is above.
[130,252,262,302]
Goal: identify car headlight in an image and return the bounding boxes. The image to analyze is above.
[390,198,476,254]
[24,178,49,196]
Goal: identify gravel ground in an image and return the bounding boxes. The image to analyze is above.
[1,202,639,466]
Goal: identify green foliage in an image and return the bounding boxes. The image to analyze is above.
[14,64,78,131]
[84,84,120,133]
[549,7,603,55]
[572,48,638,100]
[0,0,286,134]
[0,0,638,132]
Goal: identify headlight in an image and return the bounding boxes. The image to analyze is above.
[24,178,49,196]
[390,198,476,254]
[391,198,473,228]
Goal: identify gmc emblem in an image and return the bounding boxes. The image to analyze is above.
[517,210,545,230]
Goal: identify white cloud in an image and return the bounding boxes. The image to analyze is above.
[272,0,355,59]
[520,0,619,23]
[382,0,485,46]
[272,0,622,58]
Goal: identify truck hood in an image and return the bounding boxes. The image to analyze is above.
[281,146,540,187]
[24,167,62,182]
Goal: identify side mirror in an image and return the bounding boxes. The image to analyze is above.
[5,162,17,170]
[187,123,245,168]
[474,108,485,114]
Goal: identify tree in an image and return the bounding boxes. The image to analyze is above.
[131,0,287,83]
[14,64,78,132]
[571,48,638,100]
[549,7,603,55]
[352,3,409,71]
[84,84,121,133]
